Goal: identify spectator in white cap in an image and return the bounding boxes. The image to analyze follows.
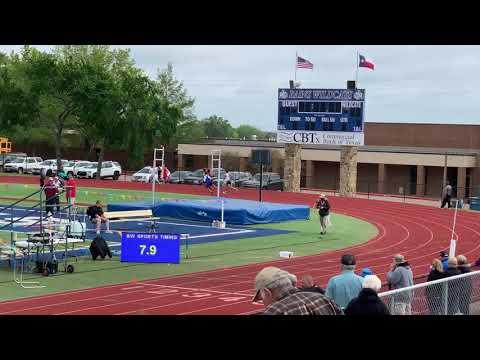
[344,275,390,315]
[252,266,342,315]
[387,254,414,315]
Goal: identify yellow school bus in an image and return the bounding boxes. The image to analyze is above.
[0,137,12,154]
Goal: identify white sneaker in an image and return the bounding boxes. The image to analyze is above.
[106,230,113,234]
[96,230,100,234]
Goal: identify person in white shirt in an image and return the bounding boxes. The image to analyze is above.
[222,170,238,194]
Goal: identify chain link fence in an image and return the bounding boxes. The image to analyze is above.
[378,270,480,315]
[301,176,478,206]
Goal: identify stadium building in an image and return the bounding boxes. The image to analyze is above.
[177,122,480,199]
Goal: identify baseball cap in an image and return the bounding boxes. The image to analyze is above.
[252,267,296,302]
[361,268,373,277]
[341,254,356,266]
[394,254,406,264]
[320,193,326,199]
[440,251,448,258]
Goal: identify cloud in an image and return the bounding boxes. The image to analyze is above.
[1,45,480,130]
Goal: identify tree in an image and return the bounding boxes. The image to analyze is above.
[169,116,205,145]
[156,63,194,118]
[20,45,88,171]
[0,50,40,133]
[236,124,265,140]
[201,115,237,139]
[156,63,195,147]
[73,46,182,178]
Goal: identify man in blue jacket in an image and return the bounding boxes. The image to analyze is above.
[325,254,364,309]
[439,251,449,271]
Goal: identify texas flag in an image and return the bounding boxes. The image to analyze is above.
[359,54,375,70]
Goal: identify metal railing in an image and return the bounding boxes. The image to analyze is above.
[378,269,480,315]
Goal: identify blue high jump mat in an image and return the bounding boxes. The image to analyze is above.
[107,198,310,225]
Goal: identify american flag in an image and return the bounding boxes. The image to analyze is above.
[296,56,313,69]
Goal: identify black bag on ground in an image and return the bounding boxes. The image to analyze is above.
[35,260,58,274]
[89,236,112,260]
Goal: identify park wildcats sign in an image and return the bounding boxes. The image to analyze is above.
[277,88,365,146]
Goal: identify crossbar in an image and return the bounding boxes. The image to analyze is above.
[103,210,153,220]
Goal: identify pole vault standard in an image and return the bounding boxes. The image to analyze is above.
[211,149,225,228]
[152,147,165,207]
[211,149,222,198]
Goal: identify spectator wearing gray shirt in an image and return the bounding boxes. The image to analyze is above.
[441,181,453,208]
[387,254,414,315]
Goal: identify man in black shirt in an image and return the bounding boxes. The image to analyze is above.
[298,275,325,294]
[87,200,112,234]
[315,194,331,235]
[441,181,453,208]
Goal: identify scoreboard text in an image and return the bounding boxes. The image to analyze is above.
[276,88,365,146]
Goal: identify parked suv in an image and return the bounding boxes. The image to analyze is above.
[76,161,122,180]
[0,152,28,170]
[4,157,43,174]
[32,159,69,175]
[63,161,91,177]
[241,172,284,191]
[132,166,154,182]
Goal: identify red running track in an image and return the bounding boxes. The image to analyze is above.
[1,176,480,314]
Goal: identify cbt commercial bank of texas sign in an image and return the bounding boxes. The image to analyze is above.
[276,88,365,146]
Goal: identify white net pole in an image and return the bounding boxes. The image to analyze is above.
[152,149,156,206]
[449,200,459,257]
[152,147,165,207]
[221,199,224,223]
[217,150,221,198]
[161,147,165,183]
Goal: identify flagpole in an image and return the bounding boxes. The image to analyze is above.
[355,51,359,86]
[295,52,297,83]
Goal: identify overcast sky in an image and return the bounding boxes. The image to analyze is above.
[1,45,479,131]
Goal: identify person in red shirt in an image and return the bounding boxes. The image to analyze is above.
[157,166,171,183]
[162,166,171,183]
[66,173,77,213]
[43,170,57,216]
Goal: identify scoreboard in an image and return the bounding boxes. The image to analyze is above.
[276,88,365,146]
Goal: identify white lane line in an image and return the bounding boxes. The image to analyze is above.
[137,282,248,297]
[186,230,253,239]
[121,286,145,291]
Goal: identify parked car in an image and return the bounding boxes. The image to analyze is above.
[168,170,192,184]
[184,168,225,185]
[63,161,92,177]
[32,159,69,175]
[214,171,252,187]
[241,172,284,191]
[183,169,207,185]
[0,152,28,169]
[132,166,155,182]
[76,161,122,180]
[3,157,43,174]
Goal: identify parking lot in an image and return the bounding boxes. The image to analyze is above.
[0,154,285,191]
